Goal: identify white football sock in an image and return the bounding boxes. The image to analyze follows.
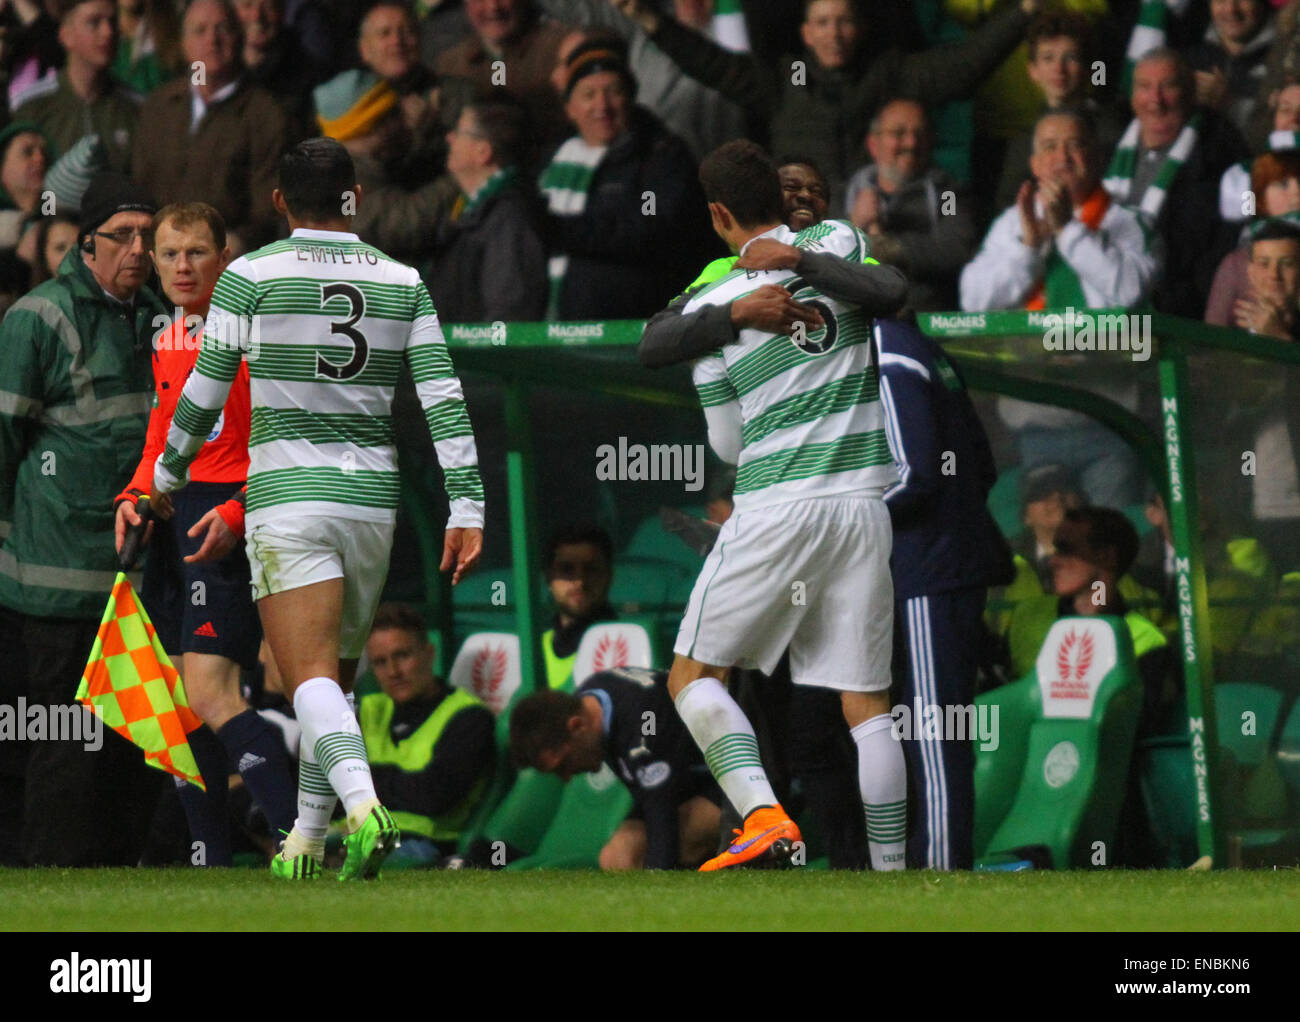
[851,713,907,870]
[283,745,335,861]
[674,676,776,819]
[293,676,376,818]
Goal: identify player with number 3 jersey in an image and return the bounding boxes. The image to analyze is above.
[152,139,484,881]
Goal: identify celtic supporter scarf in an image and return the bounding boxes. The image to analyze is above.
[1123,0,1193,90]
[1103,111,1201,224]
[540,137,607,318]
[710,0,749,53]
[453,165,518,222]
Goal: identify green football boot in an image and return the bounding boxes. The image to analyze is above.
[270,850,322,879]
[338,804,400,881]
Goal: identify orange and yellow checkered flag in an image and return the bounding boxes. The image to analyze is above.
[75,572,206,790]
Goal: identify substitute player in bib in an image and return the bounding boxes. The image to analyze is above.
[153,139,485,880]
[115,202,297,865]
[669,140,905,871]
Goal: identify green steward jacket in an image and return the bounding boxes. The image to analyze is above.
[0,247,168,619]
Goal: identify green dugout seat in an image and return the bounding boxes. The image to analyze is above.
[506,765,635,870]
[503,623,657,869]
[1277,700,1300,803]
[447,631,522,718]
[1214,682,1282,769]
[622,509,709,571]
[457,679,566,859]
[975,616,1143,868]
[973,674,1040,859]
[572,621,657,684]
[1214,682,1288,830]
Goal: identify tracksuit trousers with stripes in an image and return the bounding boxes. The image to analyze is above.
[896,587,989,870]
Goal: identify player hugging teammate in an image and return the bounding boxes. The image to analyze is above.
[661,141,907,872]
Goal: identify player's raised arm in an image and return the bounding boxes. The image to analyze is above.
[405,279,484,584]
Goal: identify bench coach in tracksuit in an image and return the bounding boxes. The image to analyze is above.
[874,319,1013,869]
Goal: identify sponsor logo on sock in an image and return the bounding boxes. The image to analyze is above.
[193,621,218,638]
[49,953,151,1002]
[237,751,266,772]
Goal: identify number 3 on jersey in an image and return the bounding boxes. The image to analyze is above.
[316,282,369,380]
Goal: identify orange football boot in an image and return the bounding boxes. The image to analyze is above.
[699,805,802,872]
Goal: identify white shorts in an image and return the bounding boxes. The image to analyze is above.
[245,515,395,660]
[674,495,894,692]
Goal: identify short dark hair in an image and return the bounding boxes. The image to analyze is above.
[51,0,110,22]
[466,96,530,169]
[1064,506,1139,577]
[509,689,583,769]
[360,0,416,33]
[698,139,782,230]
[279,138,357,222]
[777,154,827,183]
[1251,219,1300,249]
[802,0,860,23]
[543,522,614,573]
[153,201,227,251]
[369,602,429,645]
[1027,10,1092,63]
[1021,464,1082,506]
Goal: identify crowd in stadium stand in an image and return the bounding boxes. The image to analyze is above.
[1,0,1299,870]
[0,0,1293,328]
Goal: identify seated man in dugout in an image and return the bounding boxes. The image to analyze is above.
[357,604,496,867]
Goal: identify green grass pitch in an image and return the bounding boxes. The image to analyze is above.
[2,868,1298,931]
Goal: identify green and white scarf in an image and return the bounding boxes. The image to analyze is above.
[1123,0,1193,90]
[456,165,518,222]
[539,137,607,318]
[1103,111,1201,223]
[710,0,750,53]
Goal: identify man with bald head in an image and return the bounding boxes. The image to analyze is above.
[436,0,574,151]
[133,0,291,252]
[845,98,977,312]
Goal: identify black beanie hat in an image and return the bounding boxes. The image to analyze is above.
[563,38,637,99]
[78,172,157,241]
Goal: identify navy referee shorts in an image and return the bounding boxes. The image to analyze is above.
[141,480,261,670]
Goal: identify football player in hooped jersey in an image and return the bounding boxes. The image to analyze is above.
[153,139,485,881]
[666,140,907,871]
[510,667,725,870]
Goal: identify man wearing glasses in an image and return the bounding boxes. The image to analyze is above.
[0,172,170,866]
